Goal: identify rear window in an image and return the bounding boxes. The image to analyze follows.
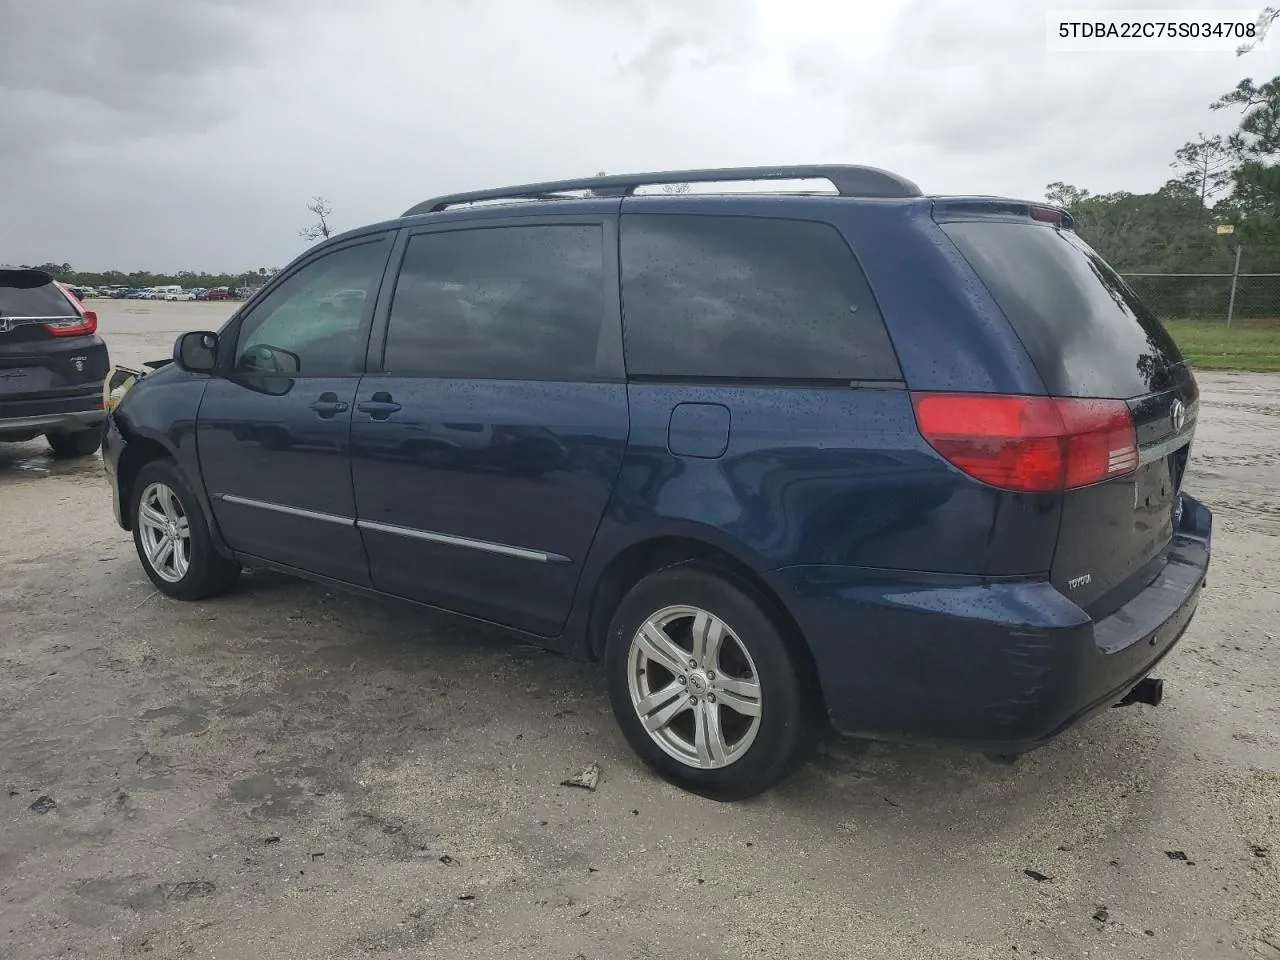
[0,272,75,318]
[940,221,1183,399]
[620,214,901,380]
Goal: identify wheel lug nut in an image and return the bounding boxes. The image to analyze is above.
[678,676,687,684]
[688,695,697,704]
[708,694,716,703]
[706,671,715,680]
[688,659,697,669]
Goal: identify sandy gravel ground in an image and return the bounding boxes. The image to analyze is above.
[0,301,1277,960]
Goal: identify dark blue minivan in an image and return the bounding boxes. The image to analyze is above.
[103,166,1211,798]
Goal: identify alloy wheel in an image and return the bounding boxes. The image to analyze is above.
[626,604,763,769]
[136,481,191,583]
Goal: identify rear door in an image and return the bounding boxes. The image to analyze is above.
[351,215,629,636]
[940,219,1196,615]
[0,271,108,408]
[196,237,391,585]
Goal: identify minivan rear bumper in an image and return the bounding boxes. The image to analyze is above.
[766,493,1212,752]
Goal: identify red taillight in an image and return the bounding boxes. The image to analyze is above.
[911,393,1138,492]
[43,310,97,336]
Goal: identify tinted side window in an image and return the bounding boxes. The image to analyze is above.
[620,214,900,380]
[236,240,388,377]
[940,221,1184,398]
[385,225,605,380]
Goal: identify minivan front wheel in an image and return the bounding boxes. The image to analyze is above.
[131,459,240,600]
[606,566,807,799]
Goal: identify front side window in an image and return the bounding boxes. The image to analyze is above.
[384,225,605,381]
[235,240,388,376]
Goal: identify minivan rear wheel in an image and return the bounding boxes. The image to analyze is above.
[605,566,807,799]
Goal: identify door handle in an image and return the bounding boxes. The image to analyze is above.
[309,392,350,419]
[357,391,401,420]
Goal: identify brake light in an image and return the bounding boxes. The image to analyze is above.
[911,393,1138,492]
[43,311,97,336]
[1030,205,1064,225]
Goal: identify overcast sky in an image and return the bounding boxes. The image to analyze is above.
[0,0,1271,272]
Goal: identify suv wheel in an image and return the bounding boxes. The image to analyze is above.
[605,566,807,799]
[132,459,240,600]
[46,427,102,458]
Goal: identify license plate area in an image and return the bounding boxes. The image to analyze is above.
[1133,455,1176,515]
[0,366,37,396]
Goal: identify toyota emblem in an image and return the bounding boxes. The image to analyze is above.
[1170,398,1186,432]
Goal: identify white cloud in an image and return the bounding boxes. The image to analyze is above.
[0,0,1264,270]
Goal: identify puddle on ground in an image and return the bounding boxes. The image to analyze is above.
[0,441,102,480]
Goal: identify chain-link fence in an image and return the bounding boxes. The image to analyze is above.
[1117,242,1280,322]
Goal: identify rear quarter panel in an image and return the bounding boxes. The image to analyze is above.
[586,383,1060,575]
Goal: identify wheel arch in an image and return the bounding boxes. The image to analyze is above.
[116,433,177,530]
[583,534,828,723]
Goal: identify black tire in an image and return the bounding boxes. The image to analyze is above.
[605,565,808,800]
[46,426,102,458]
[131,458,241,600]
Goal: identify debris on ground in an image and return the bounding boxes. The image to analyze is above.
[263,836,280,845]
[1093,908,1109,923]
[560,761,600,791]
[1251,845,1269,858]
[1023,869,1051,883]
[457,894,475,901]
[439,855,457,866]
[1165,850,1196,864]
[28,795,56,814]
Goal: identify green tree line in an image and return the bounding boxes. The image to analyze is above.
[14,263,277,291]
[1046,71,1280,320]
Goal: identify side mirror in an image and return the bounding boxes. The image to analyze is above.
[239,342,301,376]
[175,331,218,373]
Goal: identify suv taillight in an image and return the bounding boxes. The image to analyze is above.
[42,311,97,336]
[911,393,1138,492]
[47,280,97,335]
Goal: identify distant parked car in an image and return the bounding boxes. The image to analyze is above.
[1,268,109,457]
[198,287,231,301]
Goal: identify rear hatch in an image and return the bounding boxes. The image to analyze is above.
[938,215,1196,618]
[0,269,108,401]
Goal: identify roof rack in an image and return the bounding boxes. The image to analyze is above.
[402,164,921,216]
